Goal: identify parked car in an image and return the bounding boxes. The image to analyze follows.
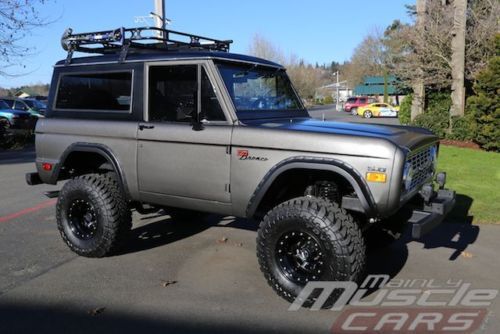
[344,96,376,115]
[0,97,46,117]
[26,26,455,308]
[0,100,35,130]
[357,103,400,118]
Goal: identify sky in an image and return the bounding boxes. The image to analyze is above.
[0,0,412,88]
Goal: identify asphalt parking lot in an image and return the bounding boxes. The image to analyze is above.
[0,109,499,333]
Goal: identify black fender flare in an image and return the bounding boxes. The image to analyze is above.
[51,142,130,199]
[246,156,377,218]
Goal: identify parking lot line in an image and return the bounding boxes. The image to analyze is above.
[0,199,56,223]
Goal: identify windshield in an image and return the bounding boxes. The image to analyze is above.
[216,62,305,119]
[0,101,9,109]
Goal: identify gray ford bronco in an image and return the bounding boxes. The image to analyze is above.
[26,27,455,306]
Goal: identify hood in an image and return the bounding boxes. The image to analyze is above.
[242,117,437,151]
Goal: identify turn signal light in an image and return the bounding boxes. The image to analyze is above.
[42,163,53,171]
[366,172,387,183]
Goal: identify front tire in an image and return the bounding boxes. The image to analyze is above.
[56,173,132,257]
[257,197,366,308]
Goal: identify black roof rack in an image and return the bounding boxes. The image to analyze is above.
[61,26,233,64]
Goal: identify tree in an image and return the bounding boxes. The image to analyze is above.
[386,0,499,121]
[247,34,329,100]
[248,34,285,64]
[342,29,386,87]
[450,0,467,119]
[0,0,51,76]
[466,34,500,151]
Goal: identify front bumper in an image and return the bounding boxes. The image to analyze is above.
[409,187,456,239]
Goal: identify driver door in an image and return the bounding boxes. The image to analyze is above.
[137,62,232,205]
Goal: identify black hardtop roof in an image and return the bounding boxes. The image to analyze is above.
[55,50,283,68]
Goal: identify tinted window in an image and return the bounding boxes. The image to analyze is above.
[0,101,9,109]
[149,65,225,123]
[346,98,357,103]
[56,72,132,111]
[359,98,367,103]
[14,100,28,111]
[2,99,14,108]
[149,65,197,123]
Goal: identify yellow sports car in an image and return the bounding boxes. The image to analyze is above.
[357,103,399,118]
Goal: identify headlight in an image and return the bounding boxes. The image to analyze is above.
[402,161,414,191]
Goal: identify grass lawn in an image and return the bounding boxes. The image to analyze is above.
[438,145,500,224]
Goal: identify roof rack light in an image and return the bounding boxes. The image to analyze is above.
[61,26,233,64]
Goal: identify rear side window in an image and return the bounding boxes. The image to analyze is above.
[55,72,132,111]
[2,99,14,108]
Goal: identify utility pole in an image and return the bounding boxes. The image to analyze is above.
[153,0,165,29]
[335,71,340,112]
[153,0,165,38]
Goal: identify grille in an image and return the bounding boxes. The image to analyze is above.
[404,145,437,194]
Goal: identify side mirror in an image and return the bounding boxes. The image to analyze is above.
[191,117,204,131]
[191,91,204,131]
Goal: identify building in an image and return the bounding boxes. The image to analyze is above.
[353,76,406,105]
[15,88,39,98]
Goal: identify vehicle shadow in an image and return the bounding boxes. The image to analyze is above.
[115,213,215,256]
[366,193,479,281]
[117,194,478,280]
[410,194,479,260]
[0,144,35,165]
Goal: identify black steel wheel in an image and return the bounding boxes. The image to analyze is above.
[57,173,131,257]
[67,199,99,240]
[257,197,366,308]
[275,230,326,284]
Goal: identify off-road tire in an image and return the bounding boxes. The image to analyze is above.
[257,196,366,308]
[56,173,132,257]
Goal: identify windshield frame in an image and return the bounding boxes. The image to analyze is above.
[215,60,309,121]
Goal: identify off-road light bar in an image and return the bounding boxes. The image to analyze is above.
[61,26,233,64]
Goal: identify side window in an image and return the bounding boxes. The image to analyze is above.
[148,65,225,123]
[3,99,14,108]
[359,98,366,103]
[14,101,28,111]
[149,65,197,123]
[55,72,132,111]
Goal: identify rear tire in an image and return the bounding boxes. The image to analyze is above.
[351,107,358,115]
[257,197,366,308]
[363,110,373,118]
[56,173,131,257]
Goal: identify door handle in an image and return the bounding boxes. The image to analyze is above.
[139,124,155,130]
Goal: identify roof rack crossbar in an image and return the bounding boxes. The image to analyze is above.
[61,26,233,64]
